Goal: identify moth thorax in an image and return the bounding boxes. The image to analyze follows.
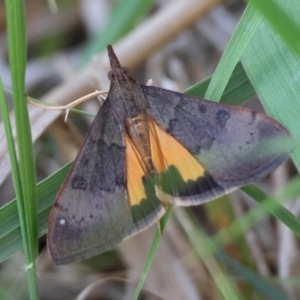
[126,114,154,174]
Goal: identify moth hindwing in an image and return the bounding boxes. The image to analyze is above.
[47,45,291,265]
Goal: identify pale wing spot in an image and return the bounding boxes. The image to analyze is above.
[59,218,66,225]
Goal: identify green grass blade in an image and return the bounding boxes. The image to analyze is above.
[209,176,300,253]
[184,209,291,299]
[0,77,24,264]
[185,61,256,105]
[176,209,243,300]
[247,0,300,59]
[0,287,14,300]
[204,4,261,102]
[133,205,173,300]
[175,175,300,299]
[242,0,300,171]
[0,163,71,263]
[217,251,291,300]
[242,185,300,236]
[4,0,38,298]
[196,7,263,293]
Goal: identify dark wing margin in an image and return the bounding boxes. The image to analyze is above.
[143,85,291,205]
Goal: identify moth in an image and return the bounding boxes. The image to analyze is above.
[47,45,291,265]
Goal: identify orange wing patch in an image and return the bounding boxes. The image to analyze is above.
[126,117,206,206]
[148,116,205,182]
[125,134,147,206]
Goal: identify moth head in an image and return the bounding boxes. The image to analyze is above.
[108,67,129,82]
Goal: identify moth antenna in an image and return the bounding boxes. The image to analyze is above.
[107,45,122,69]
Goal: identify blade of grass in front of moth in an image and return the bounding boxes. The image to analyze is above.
[133,205,173,300]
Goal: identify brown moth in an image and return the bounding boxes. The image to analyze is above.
[47,45,291,265]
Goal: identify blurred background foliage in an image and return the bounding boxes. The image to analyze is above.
[0,0,300,299]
